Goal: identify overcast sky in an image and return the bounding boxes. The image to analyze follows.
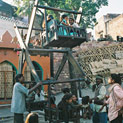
[96,0,123,19]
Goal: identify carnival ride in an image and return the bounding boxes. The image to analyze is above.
[14,0,87,122]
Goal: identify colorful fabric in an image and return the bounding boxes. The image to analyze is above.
[59,19,68,36]
[106,83,123,121]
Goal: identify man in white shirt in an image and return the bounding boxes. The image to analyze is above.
[92,75,107,123]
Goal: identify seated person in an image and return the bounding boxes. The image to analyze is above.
[59,14,69,35]
[69,18,80,36]
[42,14,54,29]
[81,96,92,119]
[33,39,40,47]
[47,15,54,23]
[40,89,46,101]
[69,18,80,28]
[34,88,40,102]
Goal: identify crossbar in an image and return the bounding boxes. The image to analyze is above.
[14,48,73,53]
[24,78,84,85]
[36,5,82,14]
[17,26,43,31]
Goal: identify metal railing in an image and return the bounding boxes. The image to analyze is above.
[41,19,86,47]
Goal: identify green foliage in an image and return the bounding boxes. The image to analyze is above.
[14,0,108,28]
[14,0,34,16]
[81,0,108,28]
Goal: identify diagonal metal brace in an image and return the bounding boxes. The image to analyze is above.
[67,51,85,77]
[54,53,68,80]
[14,24,40,83]
[25,0,39,46]
[18,49,25,74]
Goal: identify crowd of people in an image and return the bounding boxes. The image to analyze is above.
[43,14,80,29]
[11,73,123,123]
[90,74,123,123]
[42,14,80,37]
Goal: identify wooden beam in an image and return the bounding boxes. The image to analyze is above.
[14,24,41,83]
[24,78,85,85]
[25,50,41,82]
[17,26,43,31]
[68,60,78,96]
[44,9,49,43]
[18,50,25,74]
[14,48,71,56]
[54,54,67,80]
[28,48,70,53]
[36,5,82,14]
[50,52,54,78]
[14,24,26,49]
[76,7,83,24]
[67,51,85,76]
[25,0,39,46]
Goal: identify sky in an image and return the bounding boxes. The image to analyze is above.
[3,0,123,20]
[96,0,123,19]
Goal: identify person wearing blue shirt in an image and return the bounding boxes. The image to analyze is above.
[11,74,42,123]
[59,14,69,36]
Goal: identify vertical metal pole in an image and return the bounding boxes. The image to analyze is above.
[44,9,49,43]
[48,83,52,123]
[78,81,82,97]
[50,53,54,78]
[18,50,25,74]
[68,61,77,96]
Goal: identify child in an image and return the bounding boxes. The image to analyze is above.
[59,14,69,35]
[58,93,73,123]
[81,96,92,120]
[34,88,40,102]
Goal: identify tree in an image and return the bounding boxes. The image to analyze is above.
[14,0,108,28]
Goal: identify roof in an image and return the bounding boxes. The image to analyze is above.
[105,13,120,19]
[0,31,18,49]
[0,0,15,17]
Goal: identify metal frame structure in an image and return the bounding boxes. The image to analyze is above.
[14,0,86,84]
[14,0,87,122]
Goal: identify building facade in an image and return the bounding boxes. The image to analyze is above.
[0,1,50,104]
[95,13,123,40]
